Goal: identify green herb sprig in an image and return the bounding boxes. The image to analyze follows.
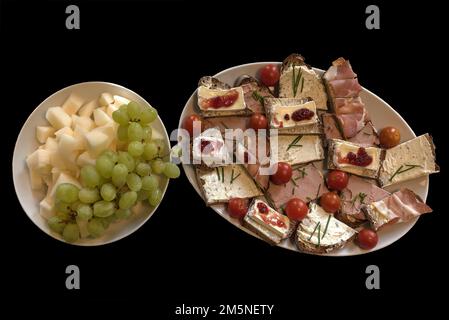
[389,164,422,182]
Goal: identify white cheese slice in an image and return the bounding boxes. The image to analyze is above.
[197,86,246,111]
[378,134,438,187]
[270,100,318,129]
[279,65,328,110]
[248,199,290,238]
[332,140,380,171]
[297,203,356,248]
[198,165,262,204]
[272,135,324,166]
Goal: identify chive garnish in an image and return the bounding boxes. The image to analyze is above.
[292,64,302,97]
[215,167,220,180]
[315,183,321,200]
[351,192,367,206]
[252,91,265,107]
[286,135,303,151]
[291,178,298,187]
[295,167,307,179]
[308,221,321,241]
[321,214,332,239]
[230,169,241,184]
[220,121,229,129]
[317,223,321,246]
[221,167,225,183]
[300,77,305,93]
[389,164,422,182]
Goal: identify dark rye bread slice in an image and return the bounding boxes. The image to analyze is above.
[196,76,252,118]
[264,97,323,135]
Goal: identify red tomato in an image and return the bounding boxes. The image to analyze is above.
[249,113,268,131]
[285,198,309,221]
[327,170,349,191]
[356,228,379,250]
[183,114,202,137]
[270,162,292,185]
[320,192,341,213]
[260,64,280,86]
[379,126,401,148]
[227,198,248,219]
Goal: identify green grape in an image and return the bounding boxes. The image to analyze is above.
[128,141,144,157]
[142,142,158,160]
[136,162,151,176]
[56,211,71,221]
[55,183,79,203]
[151,159,166,174]
[117,125,129,141]
[112,108,129,125]
[76,204,93,220]
[55,199,71,214]
[142,125,152,142]
[87,218,105,238]
[93,201,115,218]
[100,183,117,201]
[99,217,111,229]
[70,201,82,212]
[78,187,101,204]
[119,191,137,209]
[148,188,162,206]
[118,151,135,172]
[119,104,128,113]
[141,175,158,191]
[163,162,181,178]
[101,150,118,164]
[140,107,157,124]
[112,163,128,187]
[48,216,66,234]
[80,165,101,188]
[128,122,143,141]
[153,139,166,157]
[127,101,142,121]
[126,173,142,192]
[96,155,115,179]
[115,208,132,219]
[137,189,150,201]
[62,223,80,243]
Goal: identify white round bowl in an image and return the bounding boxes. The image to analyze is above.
[12,82,170,246]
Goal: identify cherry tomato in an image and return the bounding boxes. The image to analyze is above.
[379,126,401,148]
[320,192,341,213]
[356,228,378,250]
[270,162,293,185]
[249,113,268,131]
[327,170,349,191]
[260,64,280,86]
[183,114,202,137]
[227,198,248,219]
[285,198,309,221]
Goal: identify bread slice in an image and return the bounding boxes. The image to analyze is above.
[278,54,328,110]
[378,133,439,187]
[243,198,296,245]
[195,164,263,205]
[196,76,251,118]
[264,97,322,135]
[327,139,384,179]
[295,202,357,254]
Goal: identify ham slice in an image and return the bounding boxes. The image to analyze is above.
[323,57,357,81]
[362,188,432,230]
[322,113,343,140]
[241,82,272,114]
[266,162,328,210]
[337,176,390,226]
[324,57,368,139]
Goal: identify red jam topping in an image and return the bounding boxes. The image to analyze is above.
[257,202,269,213]
[257,202,286,228]
[201,89,239,109]
[291,108,315,122]
[200,139,222,154]
[200,140,211,152]
[284,114,290,121]
[338,147,373,167]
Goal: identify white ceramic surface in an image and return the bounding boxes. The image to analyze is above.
[13,82,170,246]
[179,62,428,256]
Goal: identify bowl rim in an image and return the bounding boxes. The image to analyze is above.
[12,81,171,246]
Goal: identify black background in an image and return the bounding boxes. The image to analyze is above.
[1,0,447,317]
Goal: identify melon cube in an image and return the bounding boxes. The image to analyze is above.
[46,107,72,130]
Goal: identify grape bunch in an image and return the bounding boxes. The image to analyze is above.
[48,101,180,242]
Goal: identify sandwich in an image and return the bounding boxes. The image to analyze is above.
[235,75,274,114]
[271,134,324,166]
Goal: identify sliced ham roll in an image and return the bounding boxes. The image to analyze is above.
[362,188,432,230]
[336,175,390,227]
[327,79,362,98]
[323,57,357,81]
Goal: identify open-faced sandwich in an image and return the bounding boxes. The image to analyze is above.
[181,53,439,255]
